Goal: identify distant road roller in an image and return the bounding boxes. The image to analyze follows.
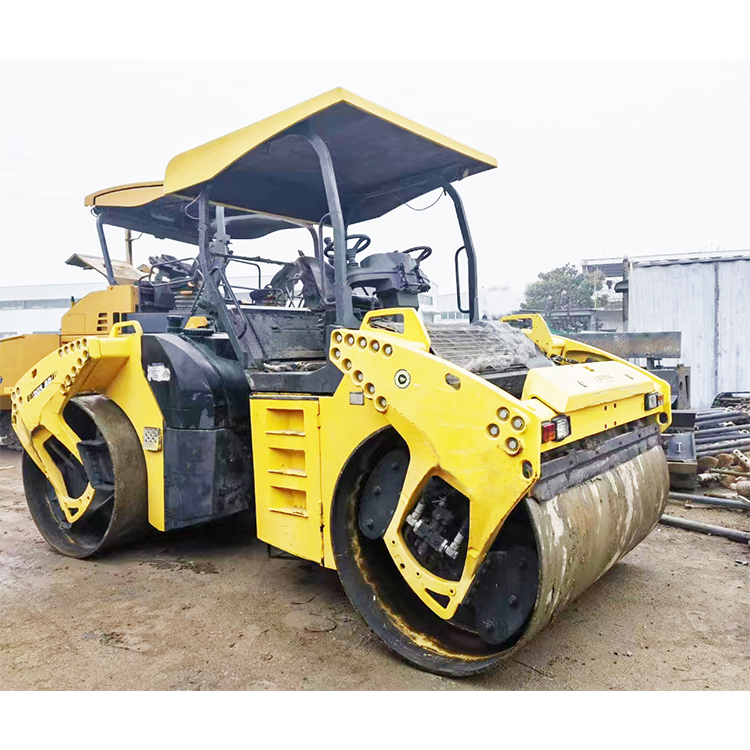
[0,188,218,450]
[11,89,670,675]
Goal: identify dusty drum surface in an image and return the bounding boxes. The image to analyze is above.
[507,443,669,655]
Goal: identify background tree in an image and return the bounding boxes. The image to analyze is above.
[520,263,605,312]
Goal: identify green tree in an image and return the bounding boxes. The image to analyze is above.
[520,263,605,312]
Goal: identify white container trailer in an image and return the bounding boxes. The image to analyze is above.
[628,254,750,409]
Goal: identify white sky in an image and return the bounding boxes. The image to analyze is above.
[3,59,750,308]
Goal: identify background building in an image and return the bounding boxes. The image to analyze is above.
[0,280,107,338]
[428,284,518,323]
[626,251,750,408]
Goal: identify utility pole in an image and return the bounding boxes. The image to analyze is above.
[124,229,133,266]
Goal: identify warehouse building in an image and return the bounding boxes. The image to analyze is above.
[584,250,750,408]
[0,281,107,339]
[626,252,750,409]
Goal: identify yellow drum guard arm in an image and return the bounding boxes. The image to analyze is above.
[329,309,543,619]
[11,322,165,528]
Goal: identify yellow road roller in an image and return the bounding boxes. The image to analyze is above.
[11,88,671,676]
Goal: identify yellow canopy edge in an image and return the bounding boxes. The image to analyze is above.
[163,87,497,196]
[85,182,165,208]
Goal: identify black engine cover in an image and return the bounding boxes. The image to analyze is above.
[141,333,254,531]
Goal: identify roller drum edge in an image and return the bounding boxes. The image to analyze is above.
[503,443,669,655]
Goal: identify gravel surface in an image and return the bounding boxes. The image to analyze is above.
[1,448,748,690]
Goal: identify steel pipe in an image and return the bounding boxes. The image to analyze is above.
[669,492,750,511]
[695,425,750,435]
[659,514,750,544]
[695,433,750,445]
[696,420,750,428]
[696,439,750,451]
[696,442,750,450]
[696,415,750,425]
[696,435,750,443]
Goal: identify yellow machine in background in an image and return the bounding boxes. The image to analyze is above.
[11,89,671,676]
[0,182,223,448]
[0,283,138,449]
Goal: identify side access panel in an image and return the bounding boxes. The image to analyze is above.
[250,398,323,563]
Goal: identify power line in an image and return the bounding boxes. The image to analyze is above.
[0,117,216,128]
[0,168,161,175]
[0,156,163,164]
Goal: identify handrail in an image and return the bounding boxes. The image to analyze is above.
[95,213,117,286]
[454,246,470,315]
[147,256,200,290]
[444,183,478,322]
[209,266,248,337]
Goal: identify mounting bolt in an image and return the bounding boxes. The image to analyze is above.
[391,463,400,472]
[365,519,374,531]
[506,437,520,453]
[483,620,495,632]
[373,486,382,496]
[508,595,519,608]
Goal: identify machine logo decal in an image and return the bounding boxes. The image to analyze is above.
[147,363,171,382]
[27,373,56,402]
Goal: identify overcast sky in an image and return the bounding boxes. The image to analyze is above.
[3,59,750,307]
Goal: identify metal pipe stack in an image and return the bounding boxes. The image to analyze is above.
[693,408,750,458]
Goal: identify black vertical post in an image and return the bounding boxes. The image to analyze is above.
[197,188,211,269]
[622,258,629,333]
[444,183,479,322]
[95,213,117,286]
[306,133,356,328]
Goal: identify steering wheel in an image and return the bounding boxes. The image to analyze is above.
[323,233,372,259]
[401,246,433,264]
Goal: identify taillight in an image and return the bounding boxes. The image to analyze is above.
[644,392,665,411]
[541,422,556,442]
[542,415,571,443]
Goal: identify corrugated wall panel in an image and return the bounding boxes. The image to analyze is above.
[629,262,716,408]
[717,261,750,398]
[629,259,750,408]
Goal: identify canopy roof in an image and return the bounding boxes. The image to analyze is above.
[162,88,497,225]
[85,181,165,208]
[65,253,142,284]
[85,181,306,244]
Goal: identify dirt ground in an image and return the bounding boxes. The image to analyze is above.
[1,447,748,691]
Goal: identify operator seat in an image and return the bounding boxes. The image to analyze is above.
[293,255,335,311]
[347,250,431,309]
[291,246,433,313]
